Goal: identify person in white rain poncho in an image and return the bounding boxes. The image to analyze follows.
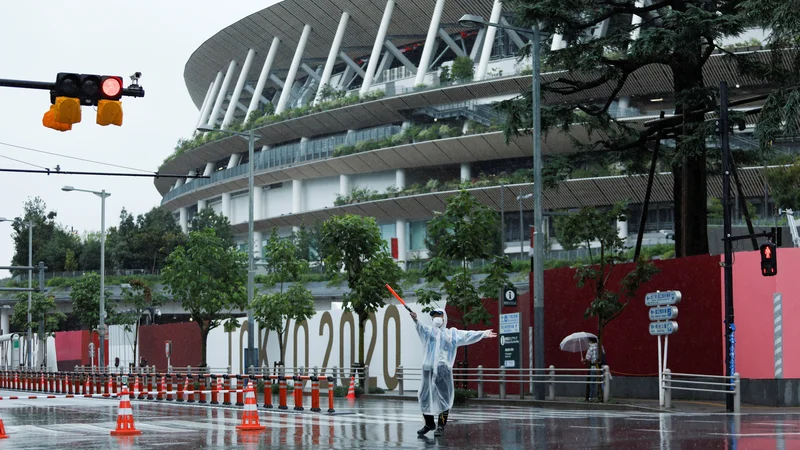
[409,308,497,437]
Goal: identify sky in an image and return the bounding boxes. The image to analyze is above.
[0,1,275,277]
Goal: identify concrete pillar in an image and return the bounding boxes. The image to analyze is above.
[314,11,350,105]
[174,178,184,189]
[618,96,630,117]
[276,24,312,114]
[253,184,264,259]
[617,219,629,240]
[197,199,207,211]
[227,153,241,169]
[179,207,189,233]
[630,0,645,41]
[300,137,309,162]
[254,231,264,260]
[292,179,303,214]
[475,0,503,81]
[198,71,224,130]
[396,218,407,270]
[414,0,447,86]
[395,169,406,191]
[247,37,281,119]
[339,174,350,197]
[550,34,564,51]
[194,81,215,130]
[221,193,231,218]
[460,162,471,182]
[360,0,395,95]
[207,60,239,127]
[0,308,9,335]
[203,162,215,176]
[222,49,256,128]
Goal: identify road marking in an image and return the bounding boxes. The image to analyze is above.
[708,432,800,437]
[569,425,606,429]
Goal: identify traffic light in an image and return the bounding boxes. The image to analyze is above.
[760,242,777,276]
[45,73,125,130]
[96,100,123,126]
[42,105,72,132]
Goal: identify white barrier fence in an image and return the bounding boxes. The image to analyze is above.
[662,369,740,413]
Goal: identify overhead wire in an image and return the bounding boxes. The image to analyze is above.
[0,141,153,173]
[0,153,48,170]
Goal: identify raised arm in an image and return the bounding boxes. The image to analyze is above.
[410,311,432,341]
[454,329,497,347]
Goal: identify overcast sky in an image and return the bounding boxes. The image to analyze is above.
[0,1,276,277]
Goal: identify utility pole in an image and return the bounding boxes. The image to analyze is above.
[720,81,735,413]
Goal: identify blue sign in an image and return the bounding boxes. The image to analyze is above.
[645,290,682,307]
[649,321,679,336]
[649,306,679,321]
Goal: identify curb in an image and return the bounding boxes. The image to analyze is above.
[365,394,664,413]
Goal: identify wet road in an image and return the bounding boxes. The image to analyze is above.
[0,390,796,449]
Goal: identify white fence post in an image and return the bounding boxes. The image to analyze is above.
[603,365,611,403]
[734,372,741,414]
[548,365,555,400]
[398,366,404,396]
[477,365,483,398]
[499,367,506,400]
[663,369,671,409]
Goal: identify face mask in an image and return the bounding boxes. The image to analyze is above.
[432,317,444,328]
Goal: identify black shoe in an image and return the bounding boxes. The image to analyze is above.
[434,426,445,437]
[417,425,435,436]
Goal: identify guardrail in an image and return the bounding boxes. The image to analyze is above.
[662,369,740,413]
[396,365,611,403]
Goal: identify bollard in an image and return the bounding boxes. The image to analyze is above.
[210,376,219,405]
[311,376,321,412]
[279,378,288,410]
[178,375,187,402]
[663,369,671,409]
[520,369,525,400]
[263,377,273,408]
[198,375,207,404]
[477,365,484,399]
[158,375,166,401]
[398,366,404,396]
[327,376,336,413]
[733,372,741,414]
[548,365,556,400]
[236,375,244,406]
[499,367,506,400]
[602,365,611,403]
[363,364,370,393]
[223,376,232,406]
[294,376,304,411]
[166,374,174,401]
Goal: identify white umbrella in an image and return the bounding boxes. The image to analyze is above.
[559,332,597,353]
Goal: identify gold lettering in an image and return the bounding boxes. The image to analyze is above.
[339,311,355,385]
[382,305,401,390]
[293,320,309,370]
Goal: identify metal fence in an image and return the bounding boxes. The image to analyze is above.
[662,369,740,413]
[397,365,611,403]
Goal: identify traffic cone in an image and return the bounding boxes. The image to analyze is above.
[110,385,141,436]
[236,381,266,432]
[0,408,8,439]
[346,376,356,400]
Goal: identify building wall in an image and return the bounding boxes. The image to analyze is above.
[350,170,395,193]
[265,183,292,218]
[303,176,339,211]
[138,321,202,369]
[230,192,248,224]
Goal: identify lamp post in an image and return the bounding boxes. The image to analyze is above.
[0,217,34,367]
[62,186,110,371]
[517,192,533,259]
[197,126,260,369]
[459,13,546,399]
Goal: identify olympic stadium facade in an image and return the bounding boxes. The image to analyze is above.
[157,0,779,262]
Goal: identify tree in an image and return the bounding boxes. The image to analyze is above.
[415,190,510,365]
[555,202,659,349]
[500,0,800,257]
[319,214,403,365]
[252,229,316,365]
[11,292,66,366]
[162,228,247,366]
[191,208,235,247]
[133,207,185,272]
[766,158,800,210]
[117,279,166,367]
[70,272,114,337]
[64,250,79,272]
[11,197,79,274]
[78,232,111,271]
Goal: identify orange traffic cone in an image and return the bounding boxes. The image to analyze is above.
[110,385,141,436]
[236,381,266,432]
[346,376,356,400]
[0,408,8,439]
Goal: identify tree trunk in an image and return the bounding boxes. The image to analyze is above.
[278,322,285,365]
[133,320,139,368]
[358,312,366,365]
[199,322,209,367]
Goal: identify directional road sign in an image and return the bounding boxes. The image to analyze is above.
[649,306,679,321]
[645,290,682,307]
[649,321,679,336]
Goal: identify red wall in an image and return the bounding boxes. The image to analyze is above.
[138,321,202,369]
[54,330,108,371]
[453,254,725,393]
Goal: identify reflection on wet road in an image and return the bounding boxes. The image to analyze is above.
[0,390,796,449]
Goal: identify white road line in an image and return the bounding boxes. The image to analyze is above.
[569,425,606,429]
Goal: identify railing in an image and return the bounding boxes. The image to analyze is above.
[662,369,740,413]
[396,365,611,403]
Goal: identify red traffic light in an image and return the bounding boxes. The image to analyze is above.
[101,76,122,99]
[760,243,777,276]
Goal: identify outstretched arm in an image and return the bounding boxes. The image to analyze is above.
[454,329,497,347]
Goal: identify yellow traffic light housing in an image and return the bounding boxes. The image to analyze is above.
[54,96,81,124]
[42,105,72,132]
[96,100,123,126]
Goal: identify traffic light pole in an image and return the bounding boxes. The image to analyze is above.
[721,81,735,413]
[0,77,145,98]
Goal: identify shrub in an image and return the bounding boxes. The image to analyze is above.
[451,56,475,81]
[453,389,478,405]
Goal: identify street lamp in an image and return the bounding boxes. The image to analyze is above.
[0,216,34,367]
[460,13,546,399]
[197,126,260,369]
[62,185,110,371]
[517,193,533,259]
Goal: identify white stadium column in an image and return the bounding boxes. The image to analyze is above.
[194,81,215,130]
[247,37,281,119]
[174,177,184,189]
[222,49,256,129]
[207,60,238,127]
[179,207,188,234]
[227,153,241,169]
[414,0,447,87]
[197,199,207,210]
[254,185,264,259]
[0,308,9,336]
[339,174,350,197]
[314,11,350,105]
[292,179,303,214]
[396,218,408,270]
[221,193,231,218]
[460,162,471,182]
[630,0,645,41]
[276,24,312,114]
[550,34,564,51]
[395,169,406,190]
[198,71,224,130]
[475,0,503,81]
[617,219,629,240]
[184,170,195,185]
[360,0,395,95]
[203,162,216,176]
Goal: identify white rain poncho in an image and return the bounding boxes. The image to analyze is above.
[415,309,492,415]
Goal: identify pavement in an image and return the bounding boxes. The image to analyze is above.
[0,390,798,449]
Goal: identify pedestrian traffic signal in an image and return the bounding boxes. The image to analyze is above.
[760,242,777,276]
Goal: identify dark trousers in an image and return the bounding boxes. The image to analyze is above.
[423,410,449,429]
[585,365,598,400]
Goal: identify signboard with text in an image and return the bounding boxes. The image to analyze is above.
[499,313,521,368]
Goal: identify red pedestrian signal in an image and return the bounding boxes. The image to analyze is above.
[760,243,777,276]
